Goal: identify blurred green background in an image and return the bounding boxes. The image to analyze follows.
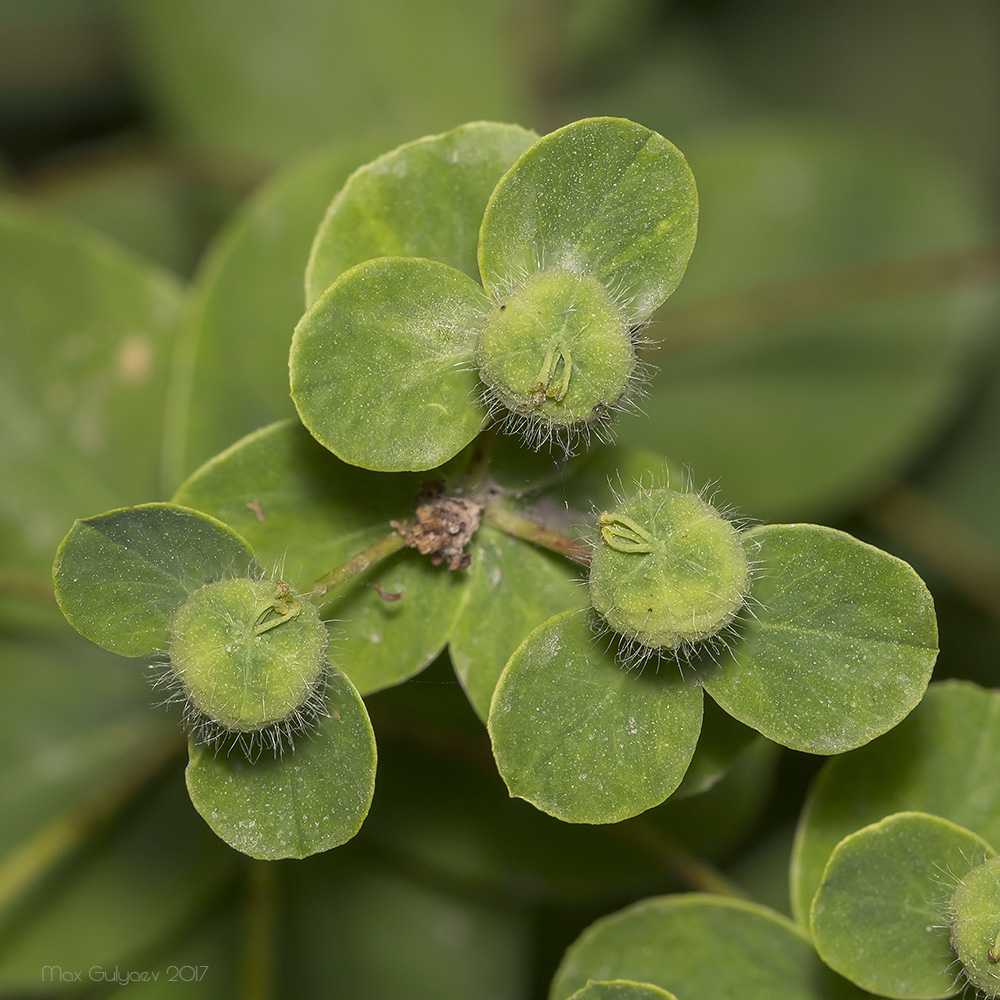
[1,0,998,996]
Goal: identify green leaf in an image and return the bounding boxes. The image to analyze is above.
[568,982,679,1000]
[649,734,779,863]
[0,198,181,579]
[671,696,762,799]
[550,894,863,1000]
[792,680,1000,925]
[810,811,995,999]
[118,0,526,163]
[306,121,537,304]
[478,117,698,324]
[290,256,490,471]
[164,141,386,484]
[618,123,995,520]
[488,609,703,823]
[174,420,468,693]
[450,525,586,719]
[185,668,375,859]
[53,503,260,657]
[702,523,938,754]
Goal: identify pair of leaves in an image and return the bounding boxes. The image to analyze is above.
[809,810,995,999]
[488,521,937,824]
[792,682,1000,998]
[52,503,376,861]
[290,118,698,471]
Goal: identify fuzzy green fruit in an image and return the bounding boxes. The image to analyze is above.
[168,578,327,738]
[588,487,749,658]
[951,856,1000,997]
[475,268,635,447]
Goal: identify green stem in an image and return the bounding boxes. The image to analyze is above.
[612,818,749,898]
[305,529,407,601]
[866,483,1000,621]
[483,504,592,567]
[0,568,56,604]
[241,861,277,1000]
[460,424,499,494]
[657,244,1000,355]
[0,734,184,918]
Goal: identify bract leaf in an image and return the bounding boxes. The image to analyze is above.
[792,681,1000,925]
[488,609,703,823]
[306,121,536,303]
[702,523,937,753]
[291,256,490,471]
[450,525,585,719]
[53,503,260,656]
[810,811,995,999]
[550,893,864,1000]
[479,117,698,324]
[185,668,376,859]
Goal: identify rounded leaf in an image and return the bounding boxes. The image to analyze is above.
[306,121,536,303]
[702,523,938,753]
[810,811,995,999]
[449,525,586,720]
[551,894,858,1000]
[479,117,698,324]
[290,256,490,471]
[488,609,703,823]
[792,681,1000,925]
[185,668,376,859]
[53,503,260,656]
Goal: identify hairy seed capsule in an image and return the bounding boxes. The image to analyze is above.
[950,857,1000,997]
[168,578,327,733]
[475,269,635,433]
[588,487,749,654]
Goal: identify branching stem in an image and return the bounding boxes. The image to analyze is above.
[305,530,408,601]
[613,817,749,898]
[483,504,592,566]
[0,734,184,916]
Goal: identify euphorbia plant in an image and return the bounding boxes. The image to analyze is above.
[53,118,938,863]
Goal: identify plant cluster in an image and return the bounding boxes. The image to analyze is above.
[40,118,1000,998]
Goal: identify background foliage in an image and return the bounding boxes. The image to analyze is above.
[1,0,998,997]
